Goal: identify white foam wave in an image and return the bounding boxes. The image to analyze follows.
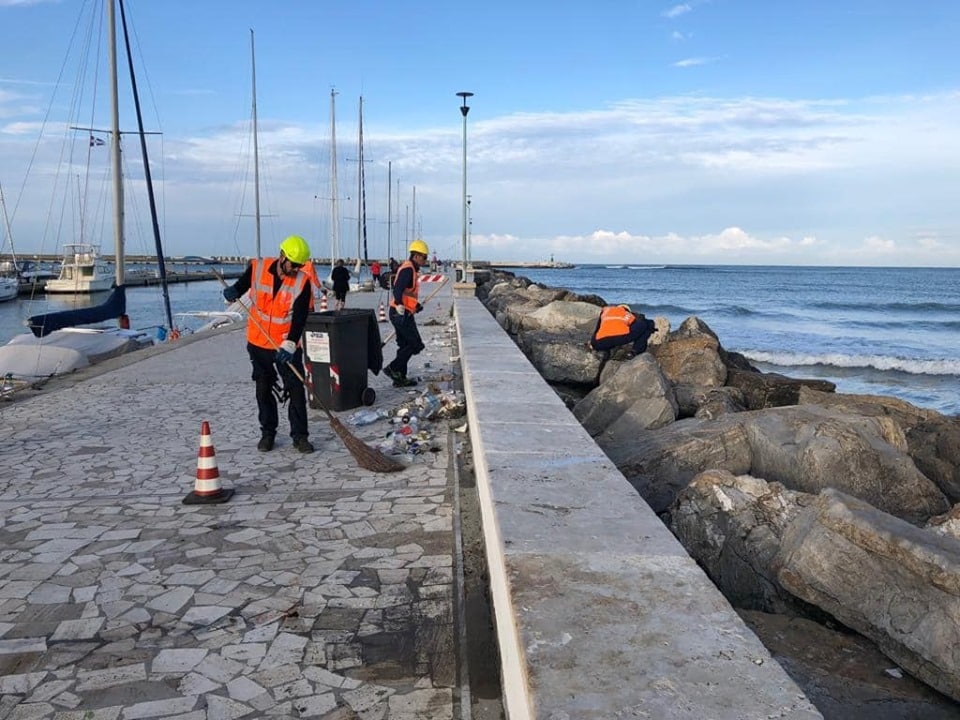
[743,350,960,376]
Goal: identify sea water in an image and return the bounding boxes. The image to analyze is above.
[3,265,957,417]
[514,265,960,417]
[0,278,235,346]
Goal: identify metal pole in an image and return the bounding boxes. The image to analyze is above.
[457,91,473,281]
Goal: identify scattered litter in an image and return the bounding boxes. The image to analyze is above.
[885,668,903,679]
[346,407,389,426]
[455,423,468,433]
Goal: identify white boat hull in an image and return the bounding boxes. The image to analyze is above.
[0,327,151,379]
[0,277,18,302]
[44,276,114,293]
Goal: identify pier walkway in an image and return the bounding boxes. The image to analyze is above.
[0,274,820,719]
[0,287,463,719]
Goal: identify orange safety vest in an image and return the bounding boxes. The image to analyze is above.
[594,306,636,341]
[389,259,420,313]
[302,260,321,311]
[246,257,309,349]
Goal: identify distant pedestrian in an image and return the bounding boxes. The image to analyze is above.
[221,235,315,453]
[371,260,381,287]
[383,240,428,387]
[331,259,350,311]
[590,304,656,356]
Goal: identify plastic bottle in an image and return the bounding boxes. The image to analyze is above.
[419,393,442,419]
[347,408,387,426]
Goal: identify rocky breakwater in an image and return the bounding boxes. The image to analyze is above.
[476,269,960,716]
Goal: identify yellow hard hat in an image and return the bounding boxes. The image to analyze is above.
[408,239,429,256]
[279,235,311,264]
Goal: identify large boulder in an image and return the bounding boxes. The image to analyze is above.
[601,405,949,523]
[775,489,960,703]
[573,354,677,436]
[798,388,960,503]
[602,417,753,514]
[727,368,836,410]
[517,299,600,334]
[670,469,815,614]
[650,316,727,389]
[517,331,602,385]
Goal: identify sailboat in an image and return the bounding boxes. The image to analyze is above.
[0,183,19,302]
[0,0,171,380]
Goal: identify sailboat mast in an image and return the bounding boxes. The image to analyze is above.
[250,29,261,259]
[359,96,368,265]
[386,161,391,263]
[108,0,124,286]
[329,88,339,269]
[355,96,362,269]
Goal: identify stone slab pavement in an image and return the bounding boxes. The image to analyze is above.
[0,279,464,719]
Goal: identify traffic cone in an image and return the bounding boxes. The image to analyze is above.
[183,421,234,505]
[320,290,328,311]
[378,301,387,323]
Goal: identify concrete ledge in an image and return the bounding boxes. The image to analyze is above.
[454,296,822,719]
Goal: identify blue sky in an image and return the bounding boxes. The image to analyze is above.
[1,0,958,267]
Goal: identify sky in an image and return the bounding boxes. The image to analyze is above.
[1,0,959,267]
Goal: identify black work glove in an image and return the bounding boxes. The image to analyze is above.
[415,302,423,313]
[223,285,240,302]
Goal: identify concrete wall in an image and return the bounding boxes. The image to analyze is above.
[454,295,822,719]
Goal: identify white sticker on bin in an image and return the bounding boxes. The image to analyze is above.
[305,331,331,364]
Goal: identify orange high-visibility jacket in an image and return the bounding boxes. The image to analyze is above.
[594,305,636,341]
[302,260,321,311]
[246,257,310,349]
[389,259,420,313]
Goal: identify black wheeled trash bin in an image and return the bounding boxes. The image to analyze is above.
[303,309,380,412]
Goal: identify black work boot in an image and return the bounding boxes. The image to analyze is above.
[257,432,276,452]
[293,436,314,454]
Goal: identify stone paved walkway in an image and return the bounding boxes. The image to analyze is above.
[0,285,463,719]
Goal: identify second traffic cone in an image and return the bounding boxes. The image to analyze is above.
[183,421,235,505]
[378,301,387,323]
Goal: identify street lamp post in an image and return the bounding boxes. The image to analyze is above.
[456,91,473,282]
[466,195,472,267]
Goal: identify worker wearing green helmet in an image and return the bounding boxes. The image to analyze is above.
[222,235,315,453]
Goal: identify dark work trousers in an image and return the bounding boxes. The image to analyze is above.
[591,319,656,354]
[386,308,424,377]
[247,342,309,439]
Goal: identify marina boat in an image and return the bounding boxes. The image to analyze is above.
[44,242,113,293]
[0,277,17,302]
[0,181,28,300]
[0,0,172,384]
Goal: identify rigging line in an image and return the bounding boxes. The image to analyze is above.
[119,0,173,331]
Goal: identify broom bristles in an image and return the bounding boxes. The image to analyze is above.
[329,416,405,473]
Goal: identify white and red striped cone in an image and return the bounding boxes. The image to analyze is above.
[378,301,387,323]
[320,292,328,311]
[183,421,234,505]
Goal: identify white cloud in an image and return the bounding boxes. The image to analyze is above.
[663,3,693,19]
[3,88,960,267]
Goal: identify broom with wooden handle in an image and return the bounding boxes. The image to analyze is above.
[214,268,404,473]
[380,276,449,347]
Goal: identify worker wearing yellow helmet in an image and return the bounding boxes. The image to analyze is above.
[590,302,657,357]
[383,239,429,387]
[222,235,316,453]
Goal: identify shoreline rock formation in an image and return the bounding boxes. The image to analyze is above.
[475,269,960,714]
